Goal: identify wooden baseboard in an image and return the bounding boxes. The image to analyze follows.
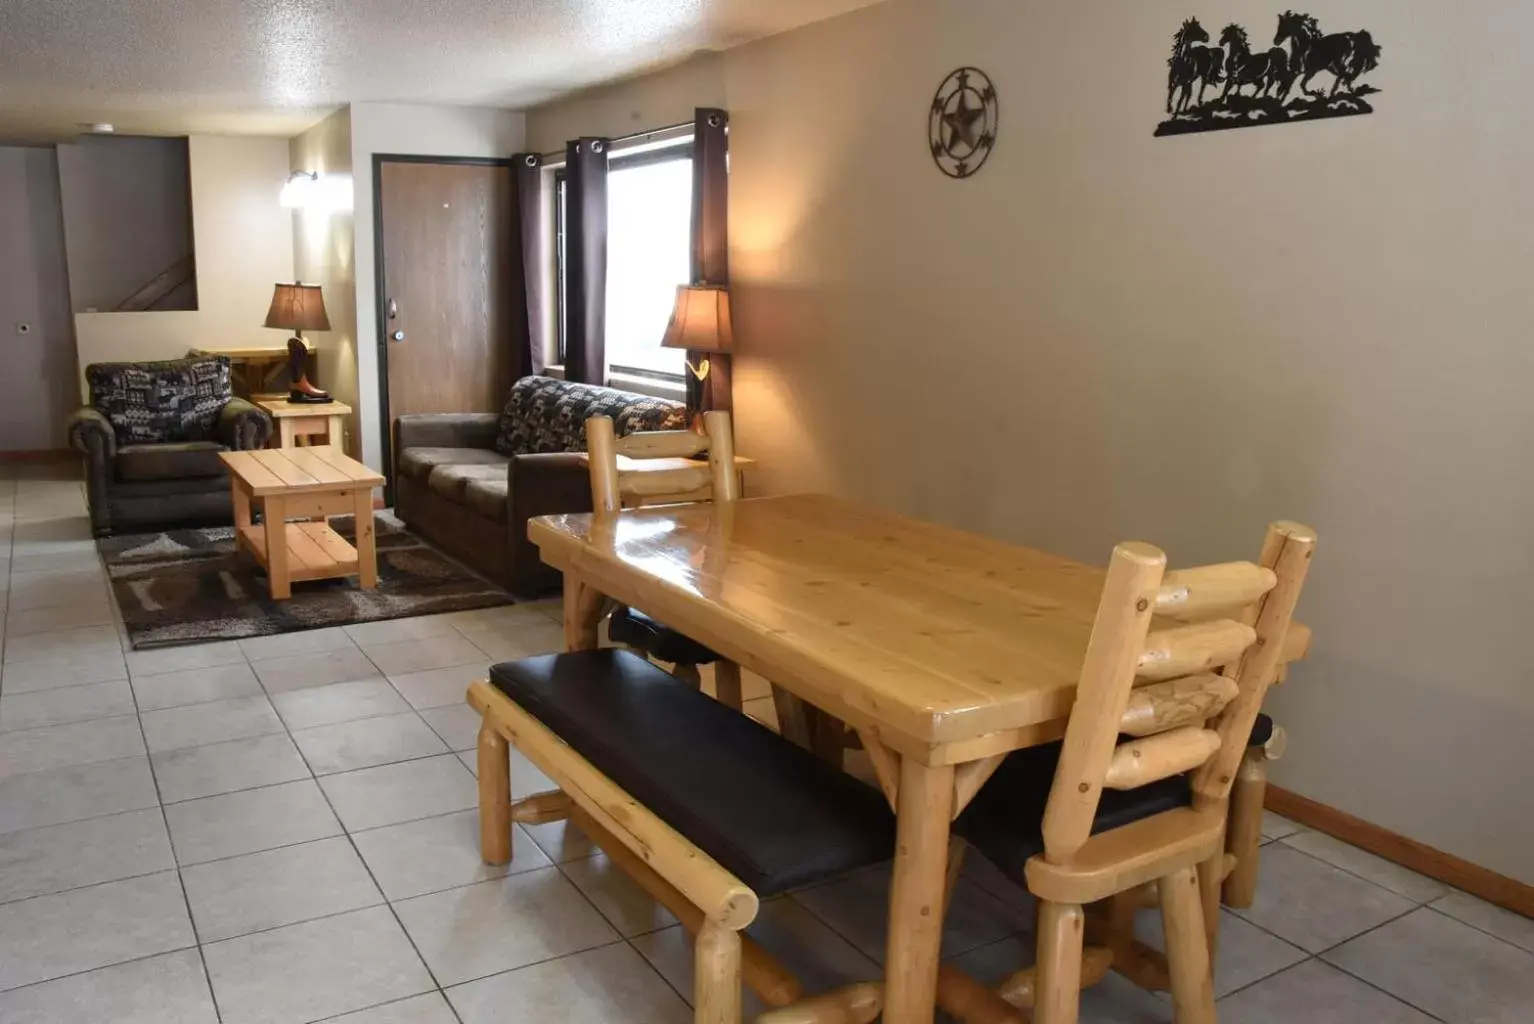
[1266,785,1534,918]
[0,449,75,464]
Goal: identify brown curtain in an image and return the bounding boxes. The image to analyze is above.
[510,152,546,378]
[563,137,609,385]
[689,108,731,413]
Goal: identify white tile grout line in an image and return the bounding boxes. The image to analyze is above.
[124,640,227,1024]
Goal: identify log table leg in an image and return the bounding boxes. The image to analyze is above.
[563,576,604,652]
[808,706,848,769]
[883,756,955,1024]
[771,686,814,749]
[713,660,744,710]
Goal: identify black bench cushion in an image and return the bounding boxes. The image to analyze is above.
[489,650,895,896]
[608,607,719,666]
[955,740,1192,880]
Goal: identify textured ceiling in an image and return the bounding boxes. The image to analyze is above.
[0,0,882,141]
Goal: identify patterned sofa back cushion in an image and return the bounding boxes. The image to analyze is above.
[86,356,233,445]
[494,376,687,456]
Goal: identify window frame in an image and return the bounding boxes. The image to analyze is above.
[552,137,696,383]
[553,166,567,364]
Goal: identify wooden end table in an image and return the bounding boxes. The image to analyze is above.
[192,342,313,399]
[256,398,354,449]
[219,445,385,600]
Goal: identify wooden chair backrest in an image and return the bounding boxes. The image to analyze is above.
[585,410,739,515]
[1040,522,1316,864]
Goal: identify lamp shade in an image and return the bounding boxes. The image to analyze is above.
[264,283,330,332]
[660,285,733,354]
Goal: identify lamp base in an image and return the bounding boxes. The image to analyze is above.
[285,335,333,404]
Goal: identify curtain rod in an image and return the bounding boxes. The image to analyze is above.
[536,118,698,162]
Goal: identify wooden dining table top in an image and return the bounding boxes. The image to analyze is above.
[531,493,1137,748]
[531,494,1313,757]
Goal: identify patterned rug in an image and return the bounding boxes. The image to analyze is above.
[99,516,513,649]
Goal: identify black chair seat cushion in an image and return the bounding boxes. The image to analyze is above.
[115,442,229,482]
[489,649,894,896]
[955,740,1192,880]
[1248,713,1274,748]
[609,606,719,666]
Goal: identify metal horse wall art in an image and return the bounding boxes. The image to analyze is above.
[1157,11,1382,137]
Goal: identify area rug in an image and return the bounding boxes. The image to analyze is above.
[99,516,513,649]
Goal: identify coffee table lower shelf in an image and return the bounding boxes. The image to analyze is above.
[238,521,360,584]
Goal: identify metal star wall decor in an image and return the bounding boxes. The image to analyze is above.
[928,66,998,179]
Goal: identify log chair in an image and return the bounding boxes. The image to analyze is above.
[588,411,843,764]
[935,522,1316,1024]
[585,413,746,709]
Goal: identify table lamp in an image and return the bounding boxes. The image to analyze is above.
[264,282,333,404]
[660,284,733,385]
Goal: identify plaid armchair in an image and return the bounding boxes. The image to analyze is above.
[69,356,272,536]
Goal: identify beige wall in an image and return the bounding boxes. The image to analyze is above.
[290,108,360,456]
[348,102,526,471]
[75,135,295,390]
[188,135,297,341]
[528,0,1534,884]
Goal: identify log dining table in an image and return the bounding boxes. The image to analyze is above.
[528,493,1310,1023]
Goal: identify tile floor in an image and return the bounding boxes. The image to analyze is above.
[1,467,1531,1022]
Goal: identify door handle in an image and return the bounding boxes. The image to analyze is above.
[387,298,403,341]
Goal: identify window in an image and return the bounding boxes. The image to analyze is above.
[554,139,694,380]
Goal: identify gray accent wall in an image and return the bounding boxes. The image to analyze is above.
[55,135,194,313]
[0,146,75,451]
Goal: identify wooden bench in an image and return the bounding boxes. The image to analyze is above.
[470,648,897,1023]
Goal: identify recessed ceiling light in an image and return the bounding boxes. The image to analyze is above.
[88,123,114,133]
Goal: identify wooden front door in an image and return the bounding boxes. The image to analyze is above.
[378,158,515,469]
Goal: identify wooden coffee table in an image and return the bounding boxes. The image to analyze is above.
[219,446,385,600]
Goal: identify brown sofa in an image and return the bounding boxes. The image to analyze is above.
[394,376,686,597]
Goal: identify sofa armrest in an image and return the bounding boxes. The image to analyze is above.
[68,407,116,462]
[507,453,594,596]
[217,398,273,450]
[69,408,116,536]
[395,413,501,452]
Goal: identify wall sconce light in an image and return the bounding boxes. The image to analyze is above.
[280,170,353,212]
[280,170,318,208]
